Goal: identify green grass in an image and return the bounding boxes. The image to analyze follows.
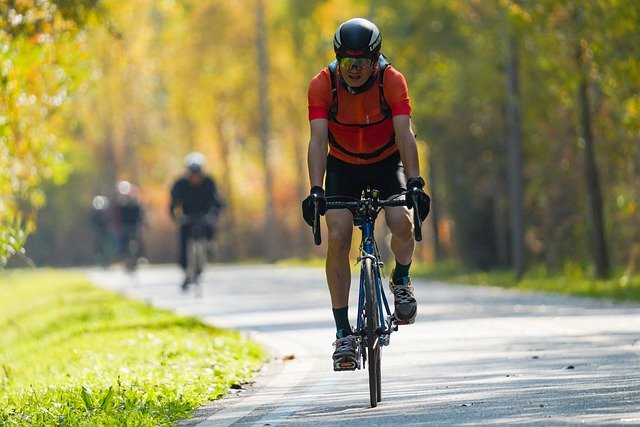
[413,260,640,302]
[0,270,267,426]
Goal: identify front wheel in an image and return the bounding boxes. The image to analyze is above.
[363,257,380,407]
[125,238,140,273]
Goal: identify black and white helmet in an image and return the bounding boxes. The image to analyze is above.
[333,18,381,59]
[184,152,205,173]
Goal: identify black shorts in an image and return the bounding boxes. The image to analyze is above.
[325,151,406,199]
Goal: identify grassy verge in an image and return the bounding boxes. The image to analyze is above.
[0,270,267,426]
[413,261,640,302]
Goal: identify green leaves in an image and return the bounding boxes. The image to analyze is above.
[100,386,115,411]
[80,386,95,411]
[80,385,115,411]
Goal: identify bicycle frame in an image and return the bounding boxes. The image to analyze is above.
[355,221,394,348]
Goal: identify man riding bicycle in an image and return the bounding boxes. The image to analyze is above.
[302,18,430,371]
[113,180,145,265]
[170,152,224,290]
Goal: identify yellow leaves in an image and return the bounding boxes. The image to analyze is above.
[616,194,638,219]
[622,95,640,134]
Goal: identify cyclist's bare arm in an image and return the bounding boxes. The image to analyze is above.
[307,118,329,188]
[392,115,420,179]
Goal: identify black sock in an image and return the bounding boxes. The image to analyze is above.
[393,261,412,282]
[332,306,350,337]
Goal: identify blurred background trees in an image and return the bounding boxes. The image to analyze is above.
[3,0,639,280]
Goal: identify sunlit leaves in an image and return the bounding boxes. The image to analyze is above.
[0,1,98,266]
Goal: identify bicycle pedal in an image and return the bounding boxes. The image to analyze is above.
[333,359,358,371]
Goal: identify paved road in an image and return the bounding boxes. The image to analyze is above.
[88,264,640,426]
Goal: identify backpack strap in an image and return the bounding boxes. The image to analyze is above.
[328,60,339,121]
[378,54,392,118]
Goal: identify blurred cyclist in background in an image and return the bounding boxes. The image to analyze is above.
[170,152,224,289]
[112,180,145,265]
[91,195,113,266]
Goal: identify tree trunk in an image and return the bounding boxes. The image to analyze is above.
[256,0,277,261]
[427,154,442,261]
[505,33,526,280]
[577,65,610,279]
[215,107,238,262]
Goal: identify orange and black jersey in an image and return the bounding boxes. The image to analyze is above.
[308,60,412,165]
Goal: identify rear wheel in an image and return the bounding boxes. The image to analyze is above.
[186,239,198,287]
[125,238,139,273]
[194,240,207,297]
[363,258,380,408]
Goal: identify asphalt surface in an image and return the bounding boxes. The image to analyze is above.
[87,264,640,426]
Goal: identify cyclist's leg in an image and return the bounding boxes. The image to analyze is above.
[325,210,353,311]
[326,155,364,370]
[179,226,190,289]
[385,205,414,265]
[196,238,207,277]
[385,206,418,324]
[179,225,189,271]
[325,155,361,329]
[377,155,418,324]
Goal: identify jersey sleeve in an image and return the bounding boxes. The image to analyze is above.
[308,69,332,121]
[383,67,412,117]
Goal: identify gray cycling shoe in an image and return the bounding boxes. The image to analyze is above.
[332,335,359,371]
[389,274,417,325]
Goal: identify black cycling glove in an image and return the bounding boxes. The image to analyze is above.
[301,186,326,227]
[406,176,431,222]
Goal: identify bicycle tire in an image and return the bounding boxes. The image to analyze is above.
[363,257,380,408]
[195,240,207,297]
[125,239,139,273]
[186,239,197,284]
[374,271,382,403]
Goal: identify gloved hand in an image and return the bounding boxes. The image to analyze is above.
[171,204,183,221]
[406,177,431,222]
[301,186,326,227]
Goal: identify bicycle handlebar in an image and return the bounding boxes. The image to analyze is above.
[312,189,423,245]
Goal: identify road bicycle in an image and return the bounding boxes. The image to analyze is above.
[181,214,211,297]
[311,187,422,408]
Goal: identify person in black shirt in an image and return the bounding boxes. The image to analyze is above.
[170,152,224,288]
[113,181,145,265]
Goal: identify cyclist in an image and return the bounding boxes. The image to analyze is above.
[301,18,430,370]
[112,181,145,263]
[170,152,224,290]
[90,195,113,265]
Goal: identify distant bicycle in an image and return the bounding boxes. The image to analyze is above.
[181,214,211,297]
[121,223,143,275]
[311,187,422,407]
